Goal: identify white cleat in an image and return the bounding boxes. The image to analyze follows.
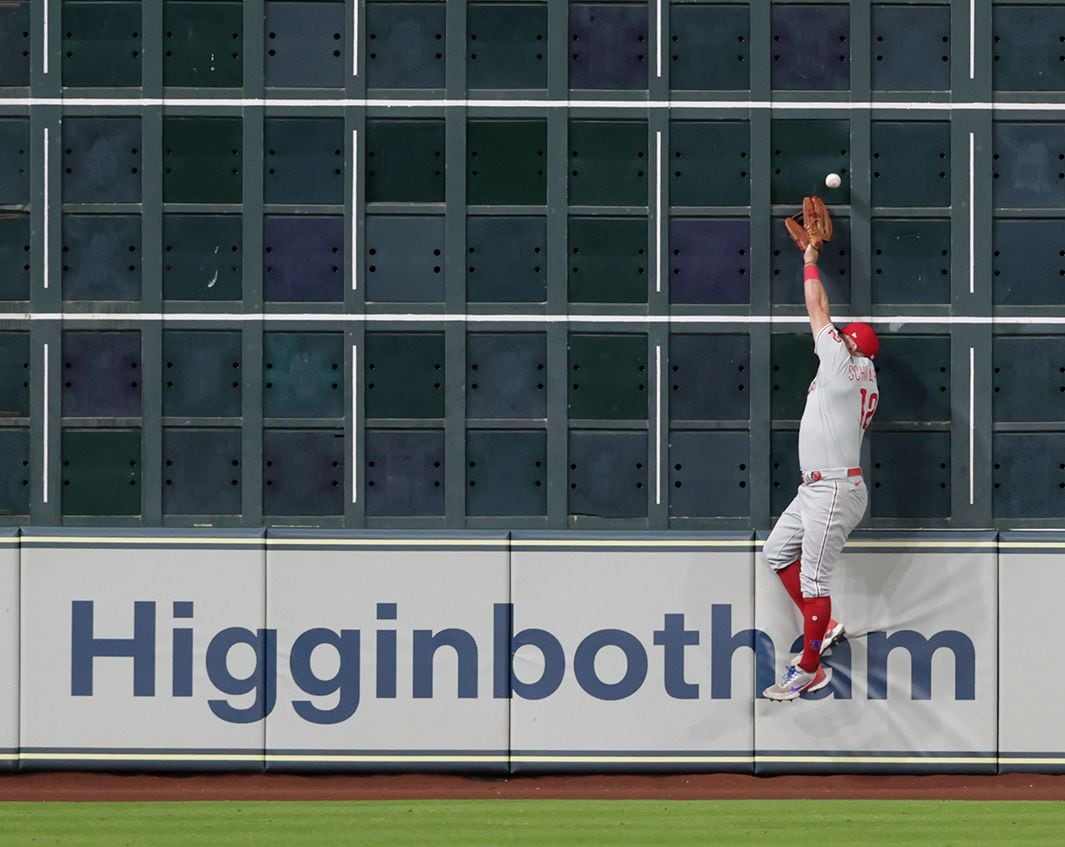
[788,619,846,667]
[763,664,831,702]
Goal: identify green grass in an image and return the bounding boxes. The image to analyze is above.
[0,800,1062,846]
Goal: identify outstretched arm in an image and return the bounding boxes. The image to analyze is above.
[803,244,832,337]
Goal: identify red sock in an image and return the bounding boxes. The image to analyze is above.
[799,596,832,673]
[776,560,804,609]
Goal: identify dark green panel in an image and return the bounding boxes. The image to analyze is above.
[467,120,547,205]
[871,122,950,208]
[874,336,950,423]
[0,214,31,300]
[770,119,850,204]
[0,430,30,517]
[0,1,30,87]
[163,1,244,88]
[568,333,648,420]
[669,334,749,421]
[62,429,142,517]
[0,118,30,205]
[163,117,243,204]
[567,217,648,304]
[871,4,951,92]
[62,1,142,88]
[364,216,445,302]
[365,429,445,517]
[163,215,243,301]
[870,432,950,519]
[62,214,142,301]
[770,333,817,421]
[669,431,749,518]
[992,220,1065,306]
[466,216,546,303]
[993,433,1065,519]
[467,2,547,90]
[264,118,345,205]
[162,330,242,418]
[669,4,749,92]
[365,1,446,89]
[366,119,446,203]
[0,332,30,416]
[993,337,1065,423]
[263,332,344,419]
[992,5,1065,92]
[263,429,344,516]
[365,332,445,418]
[993,124,1065,210]
[569,120,649,207]
[871,219,951,305]
[568,430,647,518]
[770,215,850,306]
[466,429,546,516]
[770,430,800,517]
[162,428,242,515]
[670,120,750,207]
[466,332,547,418]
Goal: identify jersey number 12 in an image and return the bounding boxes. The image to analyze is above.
[859,388,879,430]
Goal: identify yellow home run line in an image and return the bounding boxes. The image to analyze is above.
[18,537,507,547]
[265,755,507,764]
[19,753,263,762]
[754,755,997,765]
[511,540,754,548]
[510,756,751,764]
[843,541,999,549]
[1000,758,1065,765]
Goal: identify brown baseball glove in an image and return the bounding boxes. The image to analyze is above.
[784,195,833,252]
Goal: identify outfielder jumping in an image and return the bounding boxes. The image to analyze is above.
[762,197,880,702]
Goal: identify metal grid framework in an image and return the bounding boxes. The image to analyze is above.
[0,0,1063,530]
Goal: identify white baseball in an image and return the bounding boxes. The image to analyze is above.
[825,172,842,189]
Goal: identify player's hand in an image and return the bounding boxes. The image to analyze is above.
[803,244,820,265]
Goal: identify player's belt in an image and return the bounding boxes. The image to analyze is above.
[801,467,862,485]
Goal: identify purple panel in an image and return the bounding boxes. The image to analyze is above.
[669,219,750,305]
[263,216,344,302]
[365,429,445,516]
[771,5,850,91]
[62,331,142,417]
[569,4,648,90]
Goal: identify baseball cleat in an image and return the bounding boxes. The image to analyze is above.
[763,664,831,702]
[788,619,846,667]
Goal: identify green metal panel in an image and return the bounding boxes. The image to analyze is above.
[162,427,242,515]
[993,433,1065,519]
[870,432,951,520]
[365,119,446,203]
[466,429,546,516]
[669,120,750,207]
[365,332,445,418]
[871,4,951,92]
[992,220,1065,306]
[162,330,242,418]
[871,219,951,305]
[61,429,142,517]
[0,213,31,300]
[62,1,143,88]
[871,122,951,208]
[0,1,30,87]
[465,216,546,303]
[364,216,445,302]
[263,331,344,419]
[992,4,1065,92]
[567,333,648,420]
[163,1,244,88]
[467,3,547,90]
[568,430,647,518]
[993,337,1065,423]
[466,332,547,419]
[365,1,446,89]
[264,117,345,205]
[0,332,30,416]
[163,117,244,204]
[668,431,750,518]
[769,119,850,205]
[61,215,142,301]
[467,120,547,206]
[162,215,243,301]
[567,217,647,304]
[0,118,30,205]
[0,430,30,517]
[568,120,649,207]
[769,333,816,421]
[669,4,749,92]
[874,336,950,423]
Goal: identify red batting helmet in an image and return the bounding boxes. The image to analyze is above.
[841,322,879,359]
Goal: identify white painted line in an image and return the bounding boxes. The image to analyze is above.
[969,0,976,80]
[655,130,662,294]
[3,97,1065,111]
[969,346,975,506]
[655,343,662,506]
[42,127,49,290]
[969,131,975,296]
[357,345,362,502]
[353,2,359,76]
[42,0,49,75]
[5,312,1065,326]
[42,342,49,504]
[357,127,362,294]
[656,0,662,79]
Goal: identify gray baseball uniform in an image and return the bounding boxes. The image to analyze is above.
[764,324,879,597]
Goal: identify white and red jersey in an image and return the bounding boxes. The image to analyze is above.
[798,323,879,472]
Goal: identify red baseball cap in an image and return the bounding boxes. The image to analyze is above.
[841,322,879,359]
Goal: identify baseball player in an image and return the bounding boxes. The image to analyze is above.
[762,221,880,702]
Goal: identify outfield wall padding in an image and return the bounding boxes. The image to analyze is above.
[0,528,1056,773]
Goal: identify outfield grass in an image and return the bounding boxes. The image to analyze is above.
[0,799,1062,846]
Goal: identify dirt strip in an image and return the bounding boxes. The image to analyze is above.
[2,773,1065,802]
